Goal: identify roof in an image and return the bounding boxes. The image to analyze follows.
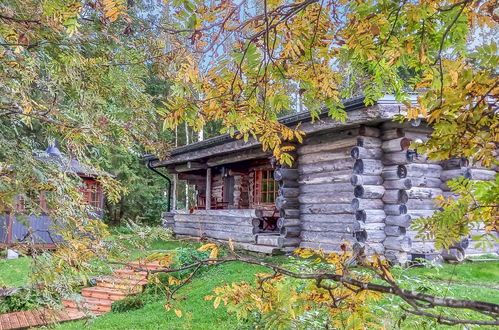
[37,146,108,178]
[145,94,417,168]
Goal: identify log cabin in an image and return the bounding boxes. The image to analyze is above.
[0,145,105,249]
[145,95,498,264]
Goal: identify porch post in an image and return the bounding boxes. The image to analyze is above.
[205,167,212,209]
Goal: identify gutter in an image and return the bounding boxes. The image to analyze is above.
[146,160,172,212]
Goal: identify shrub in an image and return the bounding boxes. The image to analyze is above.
[111,294,146,313]
[0,289,42,313]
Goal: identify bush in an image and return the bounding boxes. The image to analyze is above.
[0,289,42,313]
[111,294,146,313]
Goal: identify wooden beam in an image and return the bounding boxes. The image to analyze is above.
[174,161,207,173]
[205,168,212,210]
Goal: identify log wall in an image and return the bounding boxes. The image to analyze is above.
[172,209,263,244]
[297,126,381,253]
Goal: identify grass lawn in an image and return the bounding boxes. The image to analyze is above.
[0,257,31,287]
[3,239,497,329]
[52,240,499,330]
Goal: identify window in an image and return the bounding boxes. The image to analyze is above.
[82,180,102,209]
[253,169,278,204]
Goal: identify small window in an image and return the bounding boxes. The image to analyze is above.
[82,180,102,209]
[253,169,277,205]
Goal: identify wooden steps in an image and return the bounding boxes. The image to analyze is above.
[0,308,86,330]
[0,260,159,329]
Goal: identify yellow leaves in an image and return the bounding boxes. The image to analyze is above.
[198,243,219,260]
[294,247,315,258]
[204,295,214,301]
[228,238,234,251]
[174,309,183,318]
[213,296,221,309]
[103,0,129,23]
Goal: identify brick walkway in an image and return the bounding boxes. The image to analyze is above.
[0,261,162,329]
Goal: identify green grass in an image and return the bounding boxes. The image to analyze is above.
[56,260,270,330]
[55,241,499,330]
[3,239,496,329]
[0,256,31,287]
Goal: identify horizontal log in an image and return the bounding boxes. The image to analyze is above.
[280,225,301,237]
[300,232,357,245]
[354,185,385,199]
[275,196,300,210]
[383,178,412,190]
[300,221,361,233]
[277,217,300,228]
[174,215,255,226]
[363,231,386,242]
[299,159,354,175]
[279,237,301,247]
[382,138,412,152]
[350,175,383,186]
[385,250,409,264]
[350,146,382,160]
[298,148,352,165]
[384,236,412,252]
[406,199,439,210]
[278,187,300,198]
[385,225,407,236]
[356,136,382,149]
[298,137,358,155]
[406,187,442,199]
[364,242,385,255]
[381,128,404,141]
[410,177,442,188]
[384,204,408,216]
[274,168,299,181]
[351,198,384,211]
[300,203,354,215]
[441,248,465,262]
[382,189,409,204]
[382,152,414,165]
[174,209,263,218]
[382,165,407,179]
[405,164,443,178]
[300,241,355,253]
[468,169,497,181]
[301,213,356,223]
[355,210,386,223]
[385,215,412,227]
[362,222,385,231]
[300,183,354,194]
[441,158,469,170]
[299,170,352,185]
[174,222,254,234]
[410,241,437,253]
[353,159,383,175]
[173,227,254,243]
[406,210,436,219]
[440,168,471,182]
[299,192,354,204]
[279,208,300,218]
[279,180,300,188]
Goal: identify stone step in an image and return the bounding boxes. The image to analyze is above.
[81,286,132,301]
[256,235,280,246]
[96,277,148,290]
[113,269,149,281]
[62,297,113,313]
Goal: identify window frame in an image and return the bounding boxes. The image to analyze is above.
[253,169,278,205]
